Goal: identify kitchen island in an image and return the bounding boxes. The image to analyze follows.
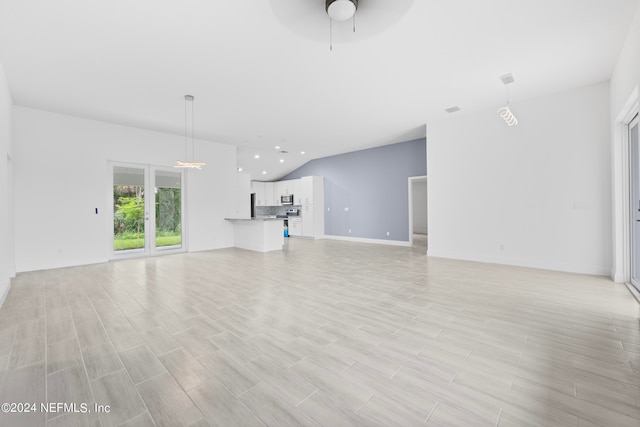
[224,217,284,252]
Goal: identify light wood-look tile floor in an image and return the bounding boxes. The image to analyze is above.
[0,237,639,426]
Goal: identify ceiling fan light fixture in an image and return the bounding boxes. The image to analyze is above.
[326,0,358,21]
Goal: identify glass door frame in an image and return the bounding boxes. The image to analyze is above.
[629,115,640,291]
[108,161,186,259]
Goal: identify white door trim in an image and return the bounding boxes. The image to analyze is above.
[612,86,639,283]
[408,175,427,249]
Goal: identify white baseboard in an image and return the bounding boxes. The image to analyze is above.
[323,235,411,247]
[0,281,11,308]
[427,249,610,277]
[611,268,624,283]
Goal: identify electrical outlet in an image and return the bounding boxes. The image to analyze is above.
[386,231,390,236]
[500,243,504,250]
[348,229,351,234]
[344,207,349,212]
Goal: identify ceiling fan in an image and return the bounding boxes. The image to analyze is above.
[269,0,414,45]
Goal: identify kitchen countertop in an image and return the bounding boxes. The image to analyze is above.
[224,217,285,221]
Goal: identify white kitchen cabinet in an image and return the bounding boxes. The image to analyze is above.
[281,180,294,195]
[288,217,302,236]
[263,182,274,206]
[300,177,312,205]
[292,179,301,203]
[300,176,324,238]
[250,181,265,206]
[251,181,276,206]
[273,181,284,205]
[258,176,323,236]
[300,176,322,205]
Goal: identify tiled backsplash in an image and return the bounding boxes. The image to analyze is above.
[255,205,302,217]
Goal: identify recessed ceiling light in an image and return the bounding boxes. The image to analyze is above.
[275,146,280,150]
[254,154,260,159]
[300,151,306,155]
[262,171,267,175]
[279,159,284,163]
[237,167,243,172]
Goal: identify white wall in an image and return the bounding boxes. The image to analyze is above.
[428,82,611,276]
[13,107,237,272]
[610,3,640,282]
[0,61,13,305]
[236,172,251,219]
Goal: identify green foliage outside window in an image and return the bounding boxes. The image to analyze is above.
[113,185,181,250]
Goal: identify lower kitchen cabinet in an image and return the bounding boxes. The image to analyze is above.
[288,217,302,236]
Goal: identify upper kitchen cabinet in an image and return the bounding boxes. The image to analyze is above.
[280,180,295,195]
[251,181,264,206]
[251,181,274,206]
[300,176,323,205]
[264,182,274,206]
[292,180,302,201]
[273,181,284,205]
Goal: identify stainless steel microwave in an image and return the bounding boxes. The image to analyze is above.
[281,194,294,205]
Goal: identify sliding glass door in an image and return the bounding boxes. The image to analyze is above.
[112,163,183,257]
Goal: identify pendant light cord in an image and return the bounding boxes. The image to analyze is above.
[184,96,189,161]
[329,17,333,51]
[191,96,195,161]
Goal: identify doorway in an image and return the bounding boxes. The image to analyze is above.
[408,176,428,252]
[629,115,640,292]
[110,163,184,258]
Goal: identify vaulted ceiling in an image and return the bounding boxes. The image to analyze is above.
[0,0,638,180]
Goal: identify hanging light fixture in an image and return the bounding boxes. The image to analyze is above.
[326,0,357,21]
[175,95,206,170]
[497,105,518,126]
[326,0,358,50]
[497,73,518,127]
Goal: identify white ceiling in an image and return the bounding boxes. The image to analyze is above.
[0,0,638,180]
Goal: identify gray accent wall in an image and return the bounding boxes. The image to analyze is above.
[283,138,426,242]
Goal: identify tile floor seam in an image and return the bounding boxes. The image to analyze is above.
[82,291,155,427]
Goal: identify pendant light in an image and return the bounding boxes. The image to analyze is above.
[497,74,518,127]
[175,95,206,169]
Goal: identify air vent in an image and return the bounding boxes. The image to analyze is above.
[279,150,288,154]
[500,73,515,85]
[445,106,461,113]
